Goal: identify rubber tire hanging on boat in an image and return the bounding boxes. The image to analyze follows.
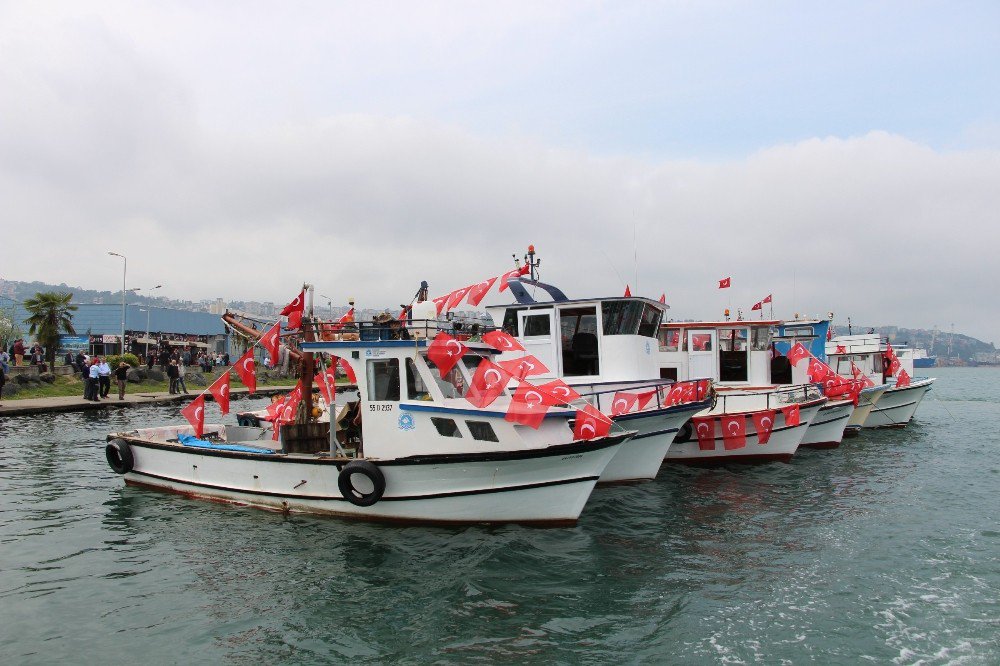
[673,421,693,444]
[338,461,386,507]
[106,438,134,474]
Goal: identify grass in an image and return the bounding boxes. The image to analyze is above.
[4,369,300,400]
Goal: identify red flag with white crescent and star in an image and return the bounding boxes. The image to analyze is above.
[427,332,468,379]
[636,389,657,410]
[786,342,811,366]
[573,404,612,440]
[465,360,513,408]
[234,348,257,394]
[208,373,231,415]
[751,301,762,311]
[807,357,831,383]
[181,394,206,438]
[466,277,498,307]
[762,294,772,304]
[446,286,473,311]
[896,368,911,388]
[659,293,666,304]
[692,417,715,451]
[610,391,639,416]
[481,330,525,353]
[338,356,357,384]
[851,361,875,388]
[498,355,548,381]
[624,285,632,297]
[537,378,582,405]
[504,382,551,429]
[752,410,776,445]
[781,403,801,427]
[719,277,731,289]
[432,295,450,316]
[720,414,747,450]
[498,264,530,292]
[315,363,338,406]
[280,290,305,330]
[260,323,282,367]
[329,308,355,332]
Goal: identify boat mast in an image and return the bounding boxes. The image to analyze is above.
[299,284,316,423]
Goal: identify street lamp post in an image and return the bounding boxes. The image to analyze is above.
[108,252,126,356]
[319,294,334,318]
[130,285,163,358]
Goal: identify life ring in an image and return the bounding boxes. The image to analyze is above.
[674,421,693,444]
[337,461,386,507]
[106,438,134,474]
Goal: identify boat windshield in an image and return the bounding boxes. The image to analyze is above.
[602,301,662,337]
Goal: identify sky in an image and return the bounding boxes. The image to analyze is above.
[1,1,998,342]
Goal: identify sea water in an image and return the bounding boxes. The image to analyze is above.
[1,367,997,663]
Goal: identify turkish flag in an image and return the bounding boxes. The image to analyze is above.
[637,389,657,410]
[851,361,875,388]
[329,307,355,332]
[718,277,731,289]
[447,286,473,310]
[427,332,468,378]
[260,323,282,367]
[466,277,498,307]
[751,301,762,311]
[482,330,525,353]
[505,382,551,429]
[696,379,712,400]
[692,417,715,451]
[807,357,831,383]
[465,360,512,408]
[624,285,632,297]
[610,392,639,416]
[280,290,305,330]
[573,405,611,440]
[275,382,304,425]
[315,362,338,405]
[664,383,685,406]
[835,345,847,354]
[752,410,776,445]
[338,356,357,384]
[234,348,257,394]
[720,414,747,450]
[781,403,801,427]
[181,394,206,438]
[896,368,911,388]
[432,295,450,316]
[208,373,231,415]
[498,355,549,380]
[762,294,772,304]
[659,293,666,304]
[498,264,530,292]
[537,379,582,405]
[787,342,811,366]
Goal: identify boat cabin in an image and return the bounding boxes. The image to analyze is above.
[824,334,914,384]
[485,281,665,384]
[657,320,781,385]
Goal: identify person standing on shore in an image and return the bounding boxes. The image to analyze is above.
[146,349,155,370]
[177,359,189,394]
[167,359,180,394]
[0,361,6,406]
[75,350,87,375]
[98,357,112,398]
[114,362,129,400]
[86,358,101,401]
[12,339,25,366]
[0,348,9,374]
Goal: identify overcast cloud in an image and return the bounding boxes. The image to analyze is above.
[1,2,998,342]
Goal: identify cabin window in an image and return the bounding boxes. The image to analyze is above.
[502,309,520,336]
[523,314,551,337]
[751,326,773,351]
[425,357,466,399]
[559,307,600,377]
[367,358,400,401]
[718,327,749,382]
[466,421,499,442]
[431,417,462,438]
[660,367,678,380]
[405,358,431,401]
[658,328,681,352]
[601,300,643,336]
[784,326,814,338]
[638,304,662,338]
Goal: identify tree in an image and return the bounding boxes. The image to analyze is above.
[23,291,77,368]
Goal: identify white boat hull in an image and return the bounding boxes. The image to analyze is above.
[665,399,824,464]
[600,400,709,483]
[844,385,887,435]
[112,426,628,525]
[862,379,934,428]
[800,399,854,449]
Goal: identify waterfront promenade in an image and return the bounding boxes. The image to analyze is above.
[0,386,295,417]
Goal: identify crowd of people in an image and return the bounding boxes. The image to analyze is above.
[4,339,46,368]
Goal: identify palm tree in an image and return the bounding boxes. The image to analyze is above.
[23,291,77,368]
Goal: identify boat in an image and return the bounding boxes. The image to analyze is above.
[898,346,937,368]
[657,318,849,456]
[104,301,634,526]
[825,333,935,428]
[484,278,711,483]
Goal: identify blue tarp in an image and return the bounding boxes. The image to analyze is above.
[178,433,275,455]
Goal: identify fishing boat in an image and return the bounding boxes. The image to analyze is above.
[825,334,935,428]
[484,276,711,483]
[104,304,633,526]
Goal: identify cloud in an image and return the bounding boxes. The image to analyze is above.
[1,5,998,343]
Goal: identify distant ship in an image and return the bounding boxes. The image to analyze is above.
[898,347,937,368]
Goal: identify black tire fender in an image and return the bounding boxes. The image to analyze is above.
[338,461,386,507]
[106,438,134,474]
[674,421,693,444]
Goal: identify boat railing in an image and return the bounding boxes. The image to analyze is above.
[312,318,502,342]
[584,378,712,414]
[715,384,822,412]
